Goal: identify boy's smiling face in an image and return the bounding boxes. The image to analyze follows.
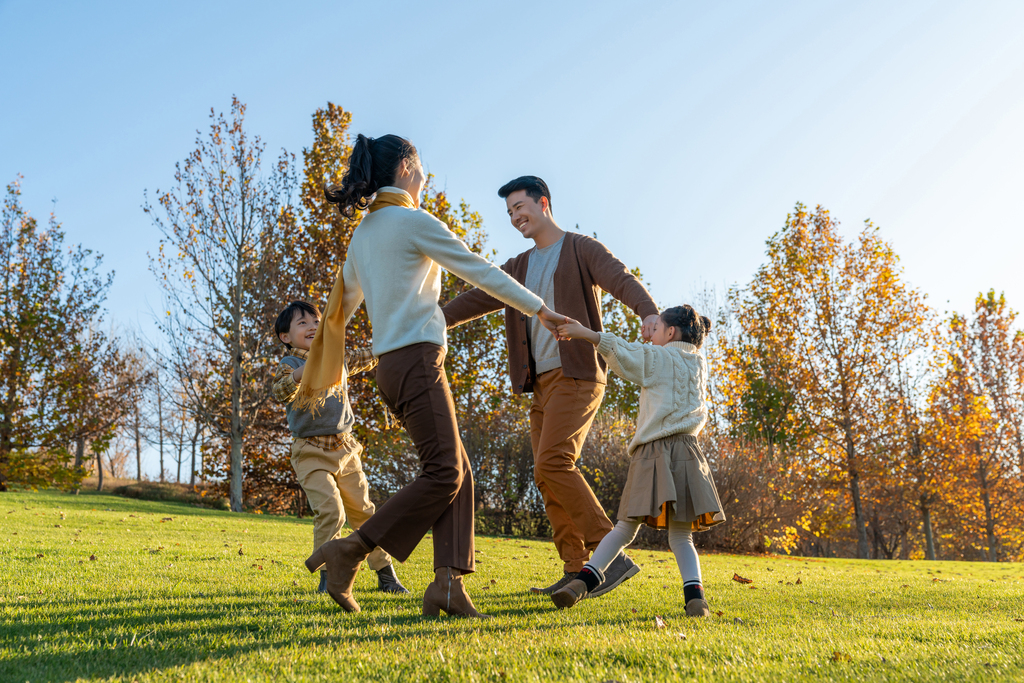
[278,311,319,351]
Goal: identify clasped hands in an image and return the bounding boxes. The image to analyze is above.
[536,306,660,343]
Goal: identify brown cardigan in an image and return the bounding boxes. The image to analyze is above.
[442,232,658,394]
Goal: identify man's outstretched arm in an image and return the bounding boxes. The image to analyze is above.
[580,236,660,337]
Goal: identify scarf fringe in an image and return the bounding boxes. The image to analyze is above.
[292,382,347,417]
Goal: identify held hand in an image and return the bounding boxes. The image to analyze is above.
[292,363,306,383]
[555,316,600,345]
[536,305,566,340]
[641,314,660,341]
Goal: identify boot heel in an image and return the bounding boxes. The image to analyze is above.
[305,547,326,573]
[423,600,441,617]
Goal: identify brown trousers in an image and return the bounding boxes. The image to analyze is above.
[356,343,475,574]
[531,368,614,572]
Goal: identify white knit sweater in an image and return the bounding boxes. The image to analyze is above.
[596,333,708,454]
[343,189,544,357]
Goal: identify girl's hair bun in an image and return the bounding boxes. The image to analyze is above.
[659,305,711,348]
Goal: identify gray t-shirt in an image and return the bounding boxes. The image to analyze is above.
[525,235,566,375]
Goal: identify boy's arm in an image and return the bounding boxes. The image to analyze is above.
[347,346,377,375]
[271,361,300,404]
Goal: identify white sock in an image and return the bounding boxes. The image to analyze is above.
[585,520,641,575]
[668,520,702,586]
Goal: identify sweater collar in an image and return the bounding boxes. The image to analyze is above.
[666,341,698,354]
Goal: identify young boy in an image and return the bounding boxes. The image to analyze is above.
[272,300,408,594]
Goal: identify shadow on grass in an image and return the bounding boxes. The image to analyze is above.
[0,590,652,681]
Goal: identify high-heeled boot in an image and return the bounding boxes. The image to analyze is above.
[304,532,371,613]
[422,567,491,618]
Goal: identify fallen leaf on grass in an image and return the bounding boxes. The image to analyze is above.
[161,517,173,522]
[732,573,753,584]
[632,608,638,614]
[832,651,851,662]
[715,611,724,617]
[733,617,744,625]
[89,554,97,561]
[901,584,910,589]
[35,553,43,559]
[795,578,802,585]
[677,632,687,640]
[749,586,757,590]
[238,547,244,556]
[1012,617,1023,622]
[490,579,496,584]
[654,615,666,629]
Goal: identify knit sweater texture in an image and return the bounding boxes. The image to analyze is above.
[596,333,708,454]
[343,191,544,357]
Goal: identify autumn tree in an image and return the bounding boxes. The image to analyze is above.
[0,177,120,491]
[729,204,932,559]
[146,97,298,511]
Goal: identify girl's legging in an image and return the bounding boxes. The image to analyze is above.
[587,519,702,585]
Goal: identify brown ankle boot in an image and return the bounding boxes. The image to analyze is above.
[304,532,371,613]
[422,567,491,618]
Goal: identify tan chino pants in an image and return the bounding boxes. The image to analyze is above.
[291,434,391,571]
[530,368,614,573]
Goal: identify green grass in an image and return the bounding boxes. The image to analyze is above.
[1,490,1022,682]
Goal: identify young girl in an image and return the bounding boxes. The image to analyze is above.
[552,305,725,616]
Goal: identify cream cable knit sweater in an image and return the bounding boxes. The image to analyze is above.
[343,190,544,357]
[596,333,708,454]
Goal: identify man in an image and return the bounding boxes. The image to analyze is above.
[442,176,660,597]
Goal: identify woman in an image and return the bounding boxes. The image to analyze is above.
[299,134,565,617]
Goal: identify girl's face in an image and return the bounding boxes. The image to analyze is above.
[650,316,680,347]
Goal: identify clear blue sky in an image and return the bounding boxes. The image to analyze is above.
[3,1,1024,473]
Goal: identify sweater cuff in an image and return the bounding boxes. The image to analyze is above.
[597,332,617,358]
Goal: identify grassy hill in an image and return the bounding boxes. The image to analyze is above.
[1,489,1022,682]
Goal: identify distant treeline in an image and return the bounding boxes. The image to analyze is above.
[2,99,1020,561]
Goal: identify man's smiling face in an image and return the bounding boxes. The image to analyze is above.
[505,189,549,240]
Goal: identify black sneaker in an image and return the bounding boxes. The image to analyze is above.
[587,552,640,598]
[376,563,411,594]
[530,571,580,595]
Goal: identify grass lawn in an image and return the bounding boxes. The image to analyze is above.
[1,490,1022,682]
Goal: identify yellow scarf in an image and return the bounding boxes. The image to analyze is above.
[292,188,416,415]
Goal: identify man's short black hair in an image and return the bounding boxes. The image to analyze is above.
[275,301,320,347]
[498,176,552,213]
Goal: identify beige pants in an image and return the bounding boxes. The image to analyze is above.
[291,434,391,571]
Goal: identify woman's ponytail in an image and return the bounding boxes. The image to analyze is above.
[325,134,418,218]
[660,305,712,348]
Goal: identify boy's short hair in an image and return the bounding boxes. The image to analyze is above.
[497,176,552,213]
[275,301,320,347]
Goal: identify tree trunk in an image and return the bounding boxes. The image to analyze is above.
[921,504,936,561]
[157,374,165,483]
[72,435,86,495]
[95,448,103,491]
[229,272,244,512]
[134,403,142,482]
[190,416,200,487]
[975,444,998,561]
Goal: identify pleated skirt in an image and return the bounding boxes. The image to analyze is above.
[617,432,726,531]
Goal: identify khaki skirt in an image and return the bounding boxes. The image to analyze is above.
[617,432,726,531]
